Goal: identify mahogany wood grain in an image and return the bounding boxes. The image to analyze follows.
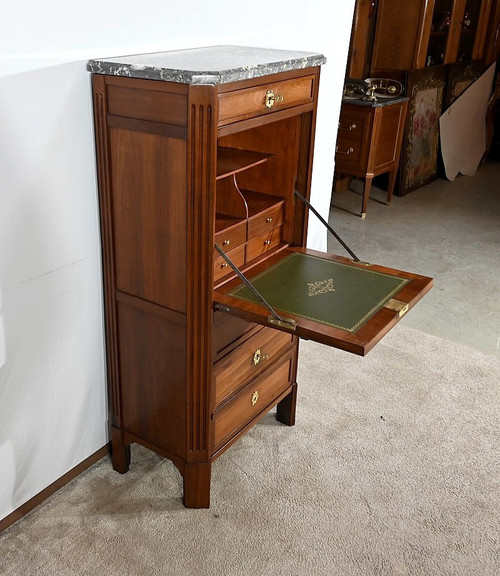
[212,354,293,449]
[185,84,216,473]
[218,74,315,126]
[92,75,121,426]
[107,84,188,126]
[213,327,294,407]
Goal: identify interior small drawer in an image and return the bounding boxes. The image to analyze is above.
[246,226,282,262]
[218,74,315,126]
[248,203,284,239]
[212,354,293,450]
[213,244,245,283]
[214,218,247,253]
[213,326,294,407]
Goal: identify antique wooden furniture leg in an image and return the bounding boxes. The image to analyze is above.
[276,383,298,426]
[183,463,212,508]
[110,426,131,474]
[387,167,398,204]
[361,176,373,218]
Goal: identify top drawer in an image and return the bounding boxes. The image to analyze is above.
[218,75,316,126]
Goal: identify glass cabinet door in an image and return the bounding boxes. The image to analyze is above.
[426,0,456,65]
[425,0,490,65]
[456,0,486,60]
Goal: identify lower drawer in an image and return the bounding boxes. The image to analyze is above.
[212,354,293,450]
[213,326,294,407]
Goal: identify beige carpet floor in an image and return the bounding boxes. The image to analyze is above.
[1,325,499,576]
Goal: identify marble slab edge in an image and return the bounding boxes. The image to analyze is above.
[87,47,326,85]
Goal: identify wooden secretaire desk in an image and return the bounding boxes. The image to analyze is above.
[88,46,432,508]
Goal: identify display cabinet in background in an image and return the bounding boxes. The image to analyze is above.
[370,0,492,73]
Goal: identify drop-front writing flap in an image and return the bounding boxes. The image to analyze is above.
[213,247,433,356]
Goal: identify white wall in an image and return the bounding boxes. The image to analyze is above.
[0,0,355,522]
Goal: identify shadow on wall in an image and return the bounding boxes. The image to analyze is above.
[0,61,106,521]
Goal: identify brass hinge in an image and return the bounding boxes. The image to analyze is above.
[268,316,298,331]
[384,298,409,317]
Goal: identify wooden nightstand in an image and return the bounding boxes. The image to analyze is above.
[334,98,408,218]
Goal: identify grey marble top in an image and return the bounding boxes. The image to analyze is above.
[87,45,326,85]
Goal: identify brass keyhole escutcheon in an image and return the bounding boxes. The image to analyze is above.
[253,348,269,366]
[265,89,284,109]
[251,390,259,406]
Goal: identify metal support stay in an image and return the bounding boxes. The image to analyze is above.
[294,190,360,262]
[214,244,297,331]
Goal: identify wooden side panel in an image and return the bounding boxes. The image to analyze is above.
[110,128,187,312]
[107,84,188,126]
[369,102,408,173]
[118,300,187,457]
[92,75,121,425]
[186,85,217,462]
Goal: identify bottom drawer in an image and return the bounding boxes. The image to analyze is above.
[212,354,293,450]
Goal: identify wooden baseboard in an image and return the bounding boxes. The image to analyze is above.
[0,445,108,534]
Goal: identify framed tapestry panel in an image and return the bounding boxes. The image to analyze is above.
[398,66,446,196]
[444,60,485,110]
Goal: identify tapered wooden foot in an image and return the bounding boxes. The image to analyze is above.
[183,463,211,508]
[110,426,131,474]
[276,383,298,426]
[361,176,373,217]
[387,168,397,205]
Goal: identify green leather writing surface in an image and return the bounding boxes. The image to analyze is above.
[229,252,409,332]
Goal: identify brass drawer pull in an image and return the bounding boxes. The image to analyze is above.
[336,146,354,155]
[339,123,357,131]
[251,390,259,406]
[253,348,269,366]
[263,240,271,246]
[265,89,284,109]
[222,239,230,246]
[220,262,228,269]
[266,217,273,223]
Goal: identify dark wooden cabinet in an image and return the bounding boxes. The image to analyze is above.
[334,99,408,217]
[370,0,493,73]
[89,46,432,508]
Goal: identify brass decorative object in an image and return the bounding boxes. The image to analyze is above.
[253,349,269,366]
[307,278,335,297]
[384,298,409,317]
[251,390,259,406]
[265,89,284,109]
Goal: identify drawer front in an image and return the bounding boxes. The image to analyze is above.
[335,107,372,171]
[218,75,315,126]
[337,111,367,142]
[214,327,294,407]
[214,220,247,254]
[214,245,245,283]
[335,136,364,168]
[213,355,293,449]
[246,226,282,262]
[247,203,284,239]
